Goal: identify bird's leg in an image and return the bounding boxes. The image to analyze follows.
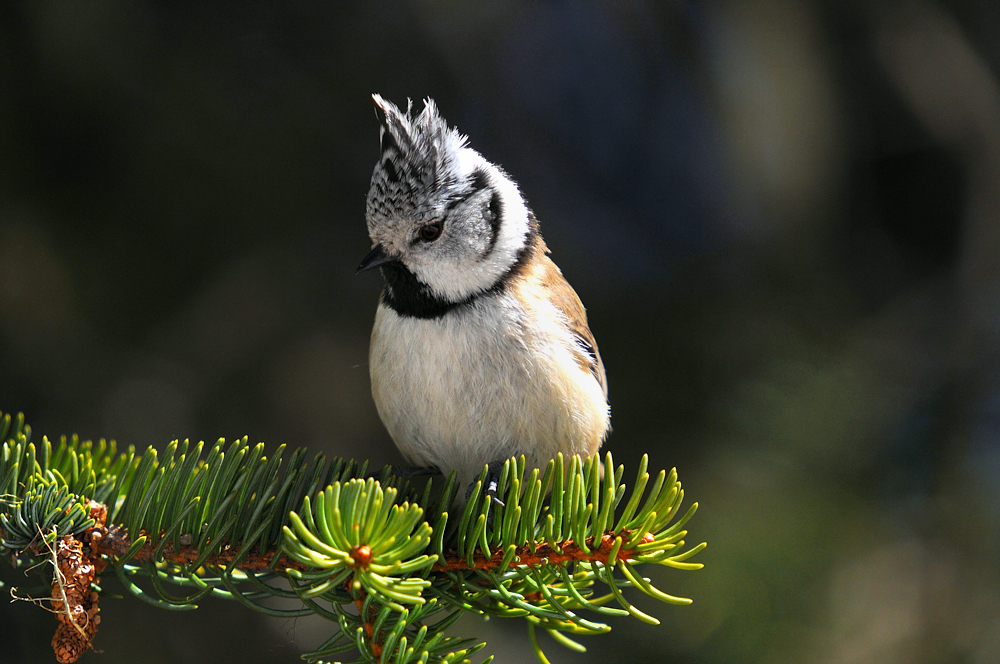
[466,459,507,507]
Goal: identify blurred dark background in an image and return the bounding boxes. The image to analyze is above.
[2,2,1000,663]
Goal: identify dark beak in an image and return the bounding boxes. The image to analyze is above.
[356,244,397,274]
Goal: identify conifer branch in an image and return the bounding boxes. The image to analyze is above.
[0,411,705,663]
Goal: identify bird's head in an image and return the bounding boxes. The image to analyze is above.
[360,95,533,309]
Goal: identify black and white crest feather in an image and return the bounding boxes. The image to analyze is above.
[369,95,468,218]
[364,94,536,316]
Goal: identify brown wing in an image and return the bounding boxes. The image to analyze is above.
[535,253,608,398]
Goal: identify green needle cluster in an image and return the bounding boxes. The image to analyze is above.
[284,479,438,608]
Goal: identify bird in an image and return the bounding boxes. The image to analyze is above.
[357,94,610,499]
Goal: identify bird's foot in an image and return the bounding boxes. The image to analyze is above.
[466,459,507,508]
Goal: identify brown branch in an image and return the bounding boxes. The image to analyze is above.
[432,531,653,572]
[87,519,650,578]
[44,504,655,663]
[87,523,310,574]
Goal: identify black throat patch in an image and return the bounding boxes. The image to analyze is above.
[379,261,459,319]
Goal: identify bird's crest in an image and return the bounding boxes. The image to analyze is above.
[371,94,468,190]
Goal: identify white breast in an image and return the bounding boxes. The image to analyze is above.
[368,293,609,483]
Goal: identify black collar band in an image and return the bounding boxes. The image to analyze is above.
[380,261,464,319]
[380,222,539,320]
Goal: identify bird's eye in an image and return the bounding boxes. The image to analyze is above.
[419,222,443,242]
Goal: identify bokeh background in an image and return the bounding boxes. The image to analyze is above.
[2,2,1000,663]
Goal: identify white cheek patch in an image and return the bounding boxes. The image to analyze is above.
[408,152,531,302]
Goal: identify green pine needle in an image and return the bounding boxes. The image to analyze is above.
[0,410,705,664]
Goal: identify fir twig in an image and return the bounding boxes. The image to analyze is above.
[0,410,705,664]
